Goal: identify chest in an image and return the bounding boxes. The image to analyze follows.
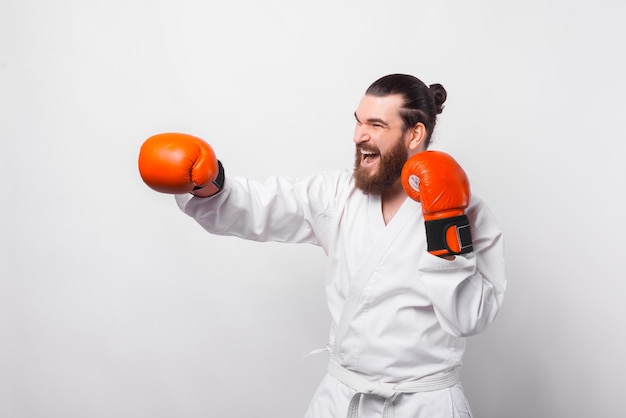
[327,194,430,307]
[381,192,408,225]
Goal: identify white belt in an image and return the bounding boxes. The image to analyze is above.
[328,359,460,418]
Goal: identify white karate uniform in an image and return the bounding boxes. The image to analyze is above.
[175,170,506,418]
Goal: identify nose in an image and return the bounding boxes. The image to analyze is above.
[353,123,369,144]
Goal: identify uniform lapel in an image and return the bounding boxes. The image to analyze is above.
[332,196,415,358]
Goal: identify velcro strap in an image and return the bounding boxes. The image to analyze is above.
[212,160,225,190]
[424,215,473,256]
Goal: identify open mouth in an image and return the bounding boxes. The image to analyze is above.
[360,149,380,167]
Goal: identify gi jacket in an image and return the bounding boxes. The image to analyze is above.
[175,170,506,417]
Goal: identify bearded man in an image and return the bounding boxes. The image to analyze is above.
[138,74,507,418]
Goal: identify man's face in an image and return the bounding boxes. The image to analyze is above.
[352,94,411,195]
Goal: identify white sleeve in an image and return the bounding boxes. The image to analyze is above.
[174,172,348,251]
[418,197,507,337]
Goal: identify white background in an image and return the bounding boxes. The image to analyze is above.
[1,0,625,417]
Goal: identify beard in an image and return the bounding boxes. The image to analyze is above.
[353,138,408,195]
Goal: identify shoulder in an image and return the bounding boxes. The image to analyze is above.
[301,169,354,197]
[313,169,353,185]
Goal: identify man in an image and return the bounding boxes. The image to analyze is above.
[138,74,506,417]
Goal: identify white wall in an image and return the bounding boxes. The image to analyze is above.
[1,0,625,417]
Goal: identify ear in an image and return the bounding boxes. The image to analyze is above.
[407,122,427,153]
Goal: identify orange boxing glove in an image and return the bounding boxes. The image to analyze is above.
[138,132,225,197]
[401,151,473,256]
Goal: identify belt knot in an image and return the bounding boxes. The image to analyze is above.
[365,381,397,399]
[328,359,460,418]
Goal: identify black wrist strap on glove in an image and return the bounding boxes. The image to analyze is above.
[212,160,225,191]
[424,215,473,256]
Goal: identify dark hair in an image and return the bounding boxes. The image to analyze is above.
[365,74,447,148]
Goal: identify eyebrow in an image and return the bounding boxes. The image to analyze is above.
[354,112,389,127]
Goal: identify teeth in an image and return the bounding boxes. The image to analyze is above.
[361,150,377,155]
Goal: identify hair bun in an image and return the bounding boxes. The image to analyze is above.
[429,83,447,114]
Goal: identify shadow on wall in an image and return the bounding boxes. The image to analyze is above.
[463,318,553,418]
[460,276,609,418]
